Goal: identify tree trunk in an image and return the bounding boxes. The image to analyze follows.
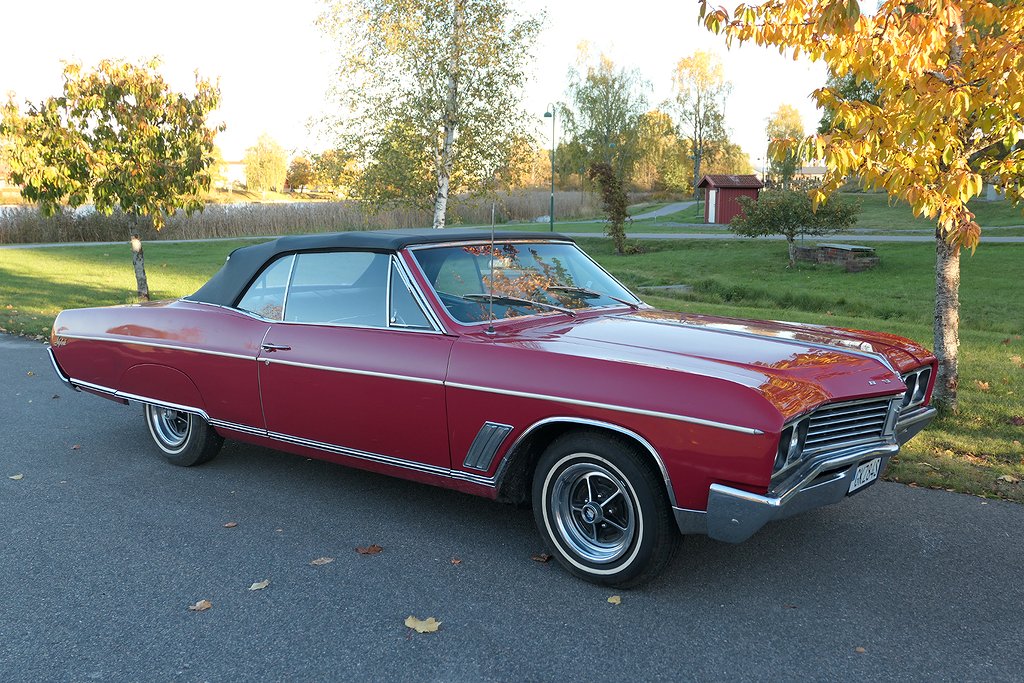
[692,147,702,200]
[932,233,960,411]
[432,1,464,230]
[786,237,796,268]
[130,233,150,302]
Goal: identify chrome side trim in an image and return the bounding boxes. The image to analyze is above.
[490,416,679,507]
[267,430,452,478]
[264,357,444,385]
[115,390,211,421]
[60,372,477,486]
[56,333,258,361]
[71,378,119,395]
[47,347,79,391]
[445,382,764,435]
[208,418,266,437]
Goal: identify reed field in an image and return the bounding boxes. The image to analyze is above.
[0,190,620,244]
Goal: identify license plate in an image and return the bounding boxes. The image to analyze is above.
[848,457,882,494]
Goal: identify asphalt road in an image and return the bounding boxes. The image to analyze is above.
[2,334,1022,682]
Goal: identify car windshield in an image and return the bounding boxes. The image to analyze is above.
[411,241,641,324]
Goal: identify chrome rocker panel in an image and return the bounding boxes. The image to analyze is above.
[673,441,900,544]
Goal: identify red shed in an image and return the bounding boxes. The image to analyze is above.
[697,174,764,224]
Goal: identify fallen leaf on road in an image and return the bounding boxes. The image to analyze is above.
[223,521,238,528]
[26,371,34,376]
[607,595,622,605]
[784,604,799,609]
[908,482,919,488]
[249,579,271,591]
[855,646,866,654]
[974,380,990,391]
[71,445,80,451]
[530,553,552,563]
[9,474,23,480]
[310,557,335,566]
[355,544,383,555]
[52,394,60,400]
[997,475,1020,484]
[450,557,462,565]
[188,600,212,612]
[405,616,441,633]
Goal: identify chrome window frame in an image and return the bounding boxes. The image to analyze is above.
[236,253,296,322]
[387,254,442,331]
[229,250,445,335]
[405,239,646,328]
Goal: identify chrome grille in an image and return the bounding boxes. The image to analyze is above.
[804,397,893,452]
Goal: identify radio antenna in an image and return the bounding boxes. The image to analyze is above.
[486,200,496,335]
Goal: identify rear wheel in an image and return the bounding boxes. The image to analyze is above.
[532,432,679,587]
[144,404,223,466]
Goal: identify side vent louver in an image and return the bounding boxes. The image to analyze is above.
[463,422,514,472]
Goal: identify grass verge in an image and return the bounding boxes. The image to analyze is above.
[1,236,1021,501]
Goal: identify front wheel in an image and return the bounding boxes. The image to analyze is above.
[144,404,223,467]
[532,432,679,587]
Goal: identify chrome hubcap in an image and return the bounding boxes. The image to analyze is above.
[550,460,636,564]
[150,407,190,449]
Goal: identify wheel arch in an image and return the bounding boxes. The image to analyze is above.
[117,364,208,418]
[494,417,677,507]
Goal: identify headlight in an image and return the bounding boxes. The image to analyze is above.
[901,367,932,409]
[773,417,810,475]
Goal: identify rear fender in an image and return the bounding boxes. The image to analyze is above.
[118,364,206,414]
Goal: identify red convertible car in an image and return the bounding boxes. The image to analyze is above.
[48,231,936,586]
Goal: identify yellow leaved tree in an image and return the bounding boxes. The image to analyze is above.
[699,0,1024,411]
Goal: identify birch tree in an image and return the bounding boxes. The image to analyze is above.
[699,0,1024,411]
[561,50,649,183]
[672,50,731,198]
[319,0,542,228]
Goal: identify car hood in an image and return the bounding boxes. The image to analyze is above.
[495,309,932,420]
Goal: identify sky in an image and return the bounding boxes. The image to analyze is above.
[0,0,827,171]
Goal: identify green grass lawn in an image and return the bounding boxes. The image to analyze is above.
[631,201,706,224]
[1,237,1021,501]
[848,192,1024,230]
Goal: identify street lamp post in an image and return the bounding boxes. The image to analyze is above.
[544,105,556,232]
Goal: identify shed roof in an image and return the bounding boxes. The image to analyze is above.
[697,174,764,189]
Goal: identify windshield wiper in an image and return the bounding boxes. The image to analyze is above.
[544,285,640,310]
[460,293,577,317]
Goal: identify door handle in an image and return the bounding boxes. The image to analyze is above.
[261,343,291,352]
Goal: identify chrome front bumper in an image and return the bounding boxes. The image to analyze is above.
[673,442,900,543]
[895,405,937,445]
[672,404,938,543]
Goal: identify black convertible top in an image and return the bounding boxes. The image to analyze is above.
[186,229,573,306]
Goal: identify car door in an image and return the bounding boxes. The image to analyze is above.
[256,250,455,471]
